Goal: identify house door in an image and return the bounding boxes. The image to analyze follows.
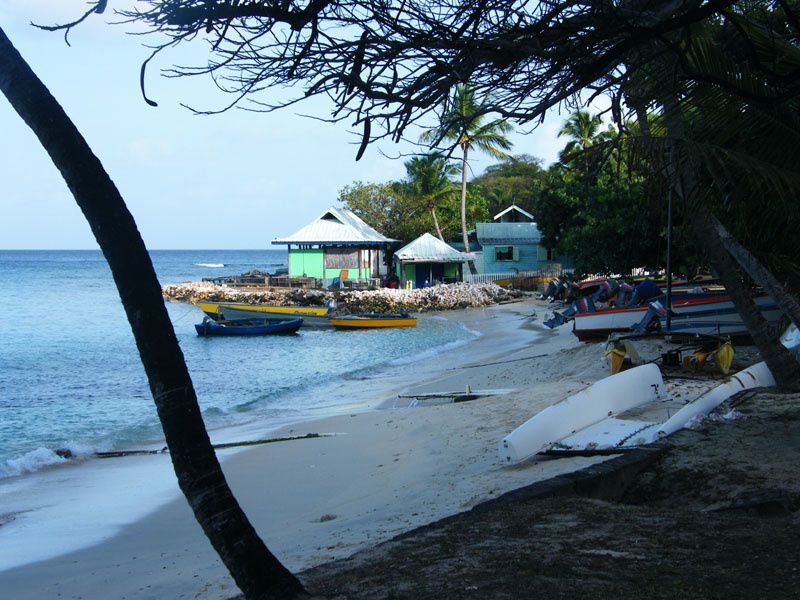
[415,263,444,288]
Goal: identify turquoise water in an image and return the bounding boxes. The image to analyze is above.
[0,250,476,478]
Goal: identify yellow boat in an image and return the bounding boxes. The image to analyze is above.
[194,301,332,326]
[330,313,417,329]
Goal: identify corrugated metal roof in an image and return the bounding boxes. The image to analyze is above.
[493,205,534,222]
[395,233,472,263]
[272,207,398,245]
[476,222,541,244]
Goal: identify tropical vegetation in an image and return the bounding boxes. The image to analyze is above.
[338,155,488,244]
[7,2,800,598]
[420,84,513,252]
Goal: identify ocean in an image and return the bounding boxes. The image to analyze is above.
[0,249,478,479]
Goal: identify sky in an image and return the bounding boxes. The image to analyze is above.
[0,2,567,250]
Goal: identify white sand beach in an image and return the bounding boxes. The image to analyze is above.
[0,297,740,599]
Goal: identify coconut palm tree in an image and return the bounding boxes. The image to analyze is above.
[0,27,306,599]
[403,153,459,241]
[420,84,513,252]
[557,110,603,177]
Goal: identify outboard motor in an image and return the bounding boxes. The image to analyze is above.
[543,295,597,328]
[630,299,668,334]
[540,278,561,301]
[592,279,620,303]
[628,278,662,307]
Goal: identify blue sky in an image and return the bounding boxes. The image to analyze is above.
[1,2,566,249]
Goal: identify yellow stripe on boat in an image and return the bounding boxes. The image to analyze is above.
[330,316,417,329]
[195,302,330,317]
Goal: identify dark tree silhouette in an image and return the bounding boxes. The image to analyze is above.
[0,26,306,600]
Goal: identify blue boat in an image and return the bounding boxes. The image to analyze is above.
[195,316,303,336]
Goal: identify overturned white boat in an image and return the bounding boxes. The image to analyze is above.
[500,325,799,463]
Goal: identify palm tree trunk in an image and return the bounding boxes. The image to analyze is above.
[661,94,800,390]
[710,215,800,329]
[0,28,306,599]
[430,206,444,241]
[460,145,470,253]
[685,202,799,388]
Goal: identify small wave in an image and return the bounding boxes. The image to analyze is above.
[0,442,103,480]
[195,263,225,268]
[0,447,67,479]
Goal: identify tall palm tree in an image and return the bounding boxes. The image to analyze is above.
[420,84,513,252]
[557,110,603,177]
[403,153,459,241]
[0,28,306,599]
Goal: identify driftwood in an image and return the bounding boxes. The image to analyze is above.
[55,433,330,460]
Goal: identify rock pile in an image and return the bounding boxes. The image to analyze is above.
[162,282,525,313]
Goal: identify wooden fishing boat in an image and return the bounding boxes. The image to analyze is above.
[195,301,332,327]
[195,316,303,336]
[572,294,779,341]
[330,313,417,329]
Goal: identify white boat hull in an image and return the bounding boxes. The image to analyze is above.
[556,361,776,452]
[512,325,799,456]
[499,364,664,463]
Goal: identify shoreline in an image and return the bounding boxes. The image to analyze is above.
[0,298,556,577]
[6,295,733,599]
[0,296,607,599]
[1,293,771,599]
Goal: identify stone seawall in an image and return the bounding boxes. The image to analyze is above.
[162,282,526,313]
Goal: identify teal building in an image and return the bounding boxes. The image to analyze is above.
[475,205,572,274]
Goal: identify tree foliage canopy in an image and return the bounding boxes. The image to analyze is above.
[61,2,766,146]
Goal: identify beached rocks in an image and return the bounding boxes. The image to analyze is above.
[161,281,525,312]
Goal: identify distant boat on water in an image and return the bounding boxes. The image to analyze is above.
[195,316,303,336]
[330,312,417,329]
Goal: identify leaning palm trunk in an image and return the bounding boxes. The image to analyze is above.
[685,201,800,388]
[430,205,444,241]
[0,28,306,599]
[460,144,470,252]
[710,215,800,330]
[662,95,800,390]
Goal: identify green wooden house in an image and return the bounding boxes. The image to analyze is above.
[272,207,398,287]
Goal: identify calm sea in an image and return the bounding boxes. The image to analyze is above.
[0,250,477,479]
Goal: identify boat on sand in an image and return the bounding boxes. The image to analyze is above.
[572,294,780,341]
[500,325,799,463]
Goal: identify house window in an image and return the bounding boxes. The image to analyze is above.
[538,246,555,261]
[324,247,359,269]
[495,246,514,261]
